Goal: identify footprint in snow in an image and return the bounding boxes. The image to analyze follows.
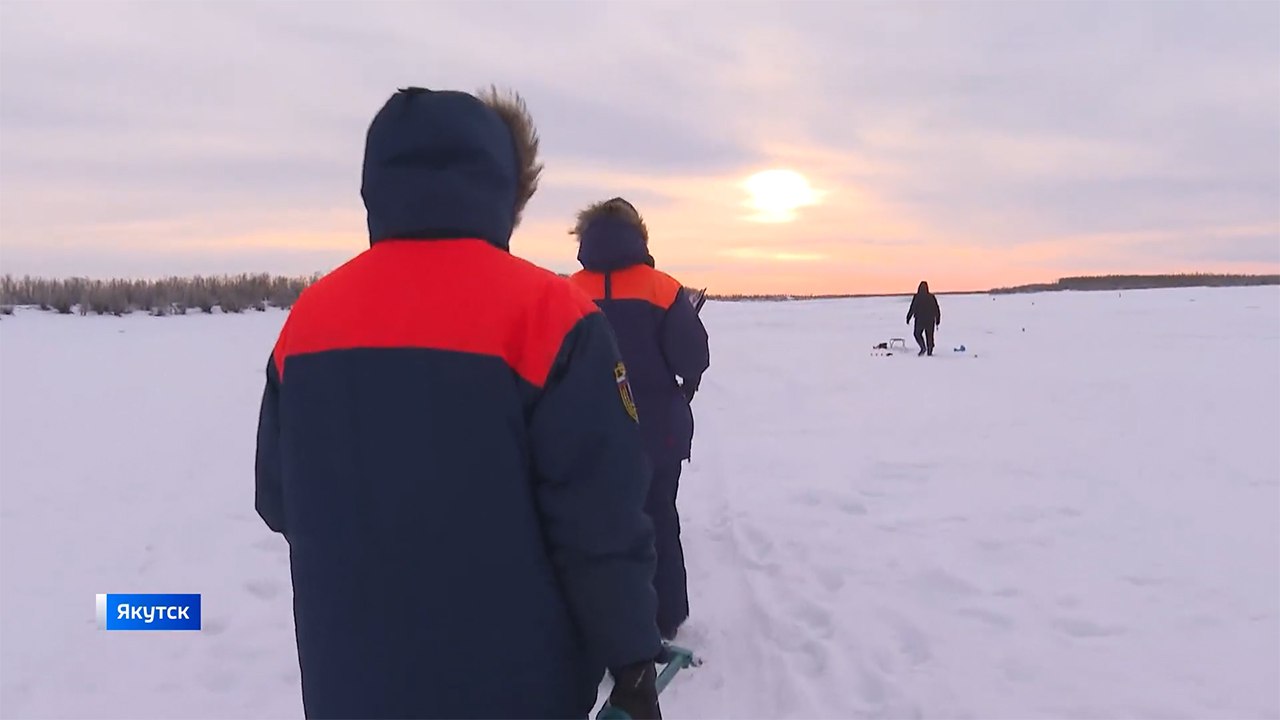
[974,539,1008,558]
[879,612,933,665]
[855,663,888,703]
[839,498,869,515]
[815,566,846,593]
[897,625,933,665]
[737,524,778,570]
[792,490,868,516]
[913,567,981,597]
[792,597,835,639]
[798,639,829,676]
[783,539,812,564]
[957,606,1016,630]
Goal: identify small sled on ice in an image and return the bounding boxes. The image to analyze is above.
[595,644,702,719]
[871,338,908,356]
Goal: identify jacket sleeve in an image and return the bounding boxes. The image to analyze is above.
[661,288,711,392]
[906,296,917,322]
[254,354,286,535]
[934,297,941,324]
[528,312,662,671]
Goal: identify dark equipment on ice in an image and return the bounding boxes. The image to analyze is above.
[871,338,907,355]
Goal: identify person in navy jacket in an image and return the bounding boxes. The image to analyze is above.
[568,198,710,641]
[255,88,663,719]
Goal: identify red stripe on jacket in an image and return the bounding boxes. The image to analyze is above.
[569,265,680,309]
[272,239,598,387]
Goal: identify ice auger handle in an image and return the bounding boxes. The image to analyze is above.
[595,644,701,719]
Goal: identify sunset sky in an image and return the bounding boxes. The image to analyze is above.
[1,1,1277,295]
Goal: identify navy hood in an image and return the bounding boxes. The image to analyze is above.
[361,87,542,249]
[573,198,652,272]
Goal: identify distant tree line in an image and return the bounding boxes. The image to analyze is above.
[990,273,1279,294]
[705,291,983,302]
[0,273,321,317]
[707,293,805,302]
[2,271,1272,318]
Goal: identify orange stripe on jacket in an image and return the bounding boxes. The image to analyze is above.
[272,239,598,387]
[568,265,680,310]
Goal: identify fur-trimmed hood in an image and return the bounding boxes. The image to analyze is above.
[361,86,542,249]
[571,197,653,272]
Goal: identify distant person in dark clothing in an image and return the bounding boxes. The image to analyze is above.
[906,281,941,356]
[568,198,710,642]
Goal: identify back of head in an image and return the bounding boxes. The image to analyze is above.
[571,197,651,272]
[918,281,930,295]
[361,86,542,249]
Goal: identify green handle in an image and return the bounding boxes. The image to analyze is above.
[655,645,697,694]
[595,645,700,720]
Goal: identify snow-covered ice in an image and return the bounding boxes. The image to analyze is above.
[2,286,1277,719]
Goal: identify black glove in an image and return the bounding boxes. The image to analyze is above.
[608,660,661,719]
[681,381,697,403]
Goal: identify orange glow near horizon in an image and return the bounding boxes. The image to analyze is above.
[193,201,1276,297]
[6,157,1275,294]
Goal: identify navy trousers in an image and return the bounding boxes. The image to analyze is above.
[645,460,688,637]
[913,321,935,354]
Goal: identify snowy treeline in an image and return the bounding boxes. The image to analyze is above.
[992,273,1279,294]
[0,274,319,316]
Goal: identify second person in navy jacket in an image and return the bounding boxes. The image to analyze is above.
[569,198,710,640]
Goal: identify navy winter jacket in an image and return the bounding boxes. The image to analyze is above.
[569,201,710,463]
[254,89,661,719]
[906,281,941,326]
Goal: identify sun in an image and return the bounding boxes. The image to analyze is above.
[743,169,821,222]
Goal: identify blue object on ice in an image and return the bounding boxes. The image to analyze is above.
[954,345,966,352]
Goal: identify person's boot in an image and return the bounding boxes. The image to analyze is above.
[917,348,926,356]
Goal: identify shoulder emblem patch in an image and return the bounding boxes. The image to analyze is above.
[614,362,639,422]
